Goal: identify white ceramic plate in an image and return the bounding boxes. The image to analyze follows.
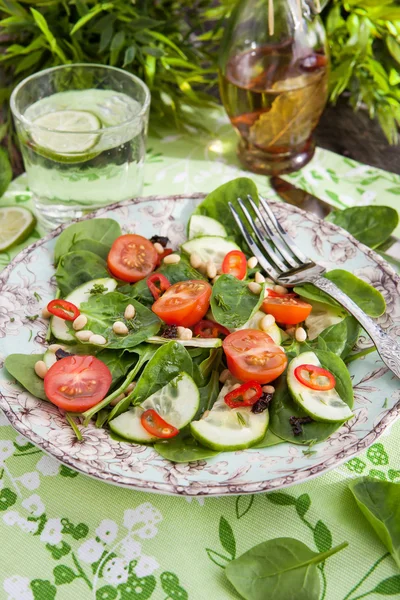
[0,194,399,496]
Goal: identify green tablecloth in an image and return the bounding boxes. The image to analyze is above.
[1,112,400,600]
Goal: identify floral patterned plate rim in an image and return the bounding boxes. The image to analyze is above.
[0,193,399,497]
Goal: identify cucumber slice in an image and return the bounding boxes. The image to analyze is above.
[235,310,281,345]
[190,378,269,451]
[51,277,117,342]
[109,372,199,443]
[147,336,222,348]
[43,349,58,370]
[188,215,227,239]
[181,236,240,271]
[304,300,347,340]
[287,352,353,423]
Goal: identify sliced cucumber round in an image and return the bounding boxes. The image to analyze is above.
[235,310,282,345]
[51,277,117,342]
[287,351,353,423]
[147,336,222,348]
[190,378,269,451]
[109,372,199,443]
[304,300,347,340]
[43,349,58,370]
[188,215,227,239]
[181,236,240,271]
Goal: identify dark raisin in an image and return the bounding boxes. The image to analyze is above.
[161,324,178,339]
[150,235,169,248]
[251,392,273,414]
[289,415,313,436]
[55,349,74,360]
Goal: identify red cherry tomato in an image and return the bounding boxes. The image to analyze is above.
[152,280,212,328]
[107,234,158,282]
[224,381,263,408]
[294,364,336,391]
[223,329,287,384]
[140,409,179,439]
[193,319,230,339]
[156,248,173,267]
[262,295,312,325]
[147,273,171,300]
[47,299,80,321]
[222,250,247,280]
[44,355,112,412]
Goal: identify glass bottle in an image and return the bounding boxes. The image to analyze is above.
[219,0,330,175]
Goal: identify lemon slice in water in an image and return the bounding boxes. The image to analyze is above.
[31,110,101,156]
[0,206,36,251]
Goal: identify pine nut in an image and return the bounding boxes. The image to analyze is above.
[89,334,107,345]
[232,383,241,390]
[41,307,51,319]
[112,321,129,335]
[48,344,64,353]
[190,252,203,269]
[248,282,262,295]
[124,304,135,320]
[274,284,288,295]
[153,242,164,254]
[72,314,87,331]
[255,272,266,284]
[75,330,93,341]
[217,267,224,275]
[206,261,217,279]
[125,382,136,394]
[219,369,230,384]
[197,263,207,276]
[110,393,125,407]
[177,326,193,341]
[212,275,221,284]
[295,327,307,343]
[163,253,180,265]
[34,360,48,379]
[247,256,258,269]
[264,287,271,298]
[260,314,276,331]
[262,385,275,394]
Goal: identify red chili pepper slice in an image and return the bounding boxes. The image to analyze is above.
[193,319,230,339]
[222,250,247,280]
[140,409,179,439]
[47,299,80,321]
[294,364,336,391]
[266,289,297,299]
[147,273,171,300]
[156,248,173,267]
[224,380,263,408]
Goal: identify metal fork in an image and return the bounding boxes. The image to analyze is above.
[229,194,400,379]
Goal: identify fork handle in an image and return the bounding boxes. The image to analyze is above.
[312,275,400,379]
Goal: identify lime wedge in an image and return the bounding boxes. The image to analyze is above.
[31,110,101,155]
[0,206,36,251]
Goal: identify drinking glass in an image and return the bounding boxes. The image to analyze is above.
[11,64,150,229]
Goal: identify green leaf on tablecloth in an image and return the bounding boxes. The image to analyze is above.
[96,586,118,600]
[388,470,400,481]
[266,492,296,506]
[313,521,333,552]
[236,495,255,520]
[367,443,389,466]
[219,516,236,559]
[296,494,311,518]
[30,579,57,600]
[385,187,400,195]
[0,147,12,197]
[160,572,188,600]
[46,541,71,560]
[72,522,89,540]
[374,575,400,595]
[118,573,156,599]
[53,564,77,585]
[346,457,367,474]
[206,548,231,568]
[369,470,387,481]
[59,465,78,477]
[0,487,17,510]
[29,513,47,536]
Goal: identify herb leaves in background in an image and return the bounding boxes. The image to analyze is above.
[326,206,399,249]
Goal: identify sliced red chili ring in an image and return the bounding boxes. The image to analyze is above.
[294,364,336,391]
[156,248,173,267]
[193,319,230,339]
[140,409,179,439]
[147,273,171,300]
[224,380,263,408]
[222,250,247,280]
[266,289,297,299]
[47,299,80,321]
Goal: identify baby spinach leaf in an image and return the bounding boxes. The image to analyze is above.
[193,177,260,245]
[69,239,111,261]
[295,283,341,309]
[154,428,220,462]
[373,576,400,595]
[96,349,136,383]
[325,270,386,318]
[54,218,121,264]
[4,354,47,401]
[196,369,220,418]
[252,429,285,449]
[79,293,161,349]
[316,316,360,359]
[225,537,348,600]
[326,206,399,249]
[55,251,109,297]
[211,274,265,328]
[349,478,400,568]
[193,348,222,387]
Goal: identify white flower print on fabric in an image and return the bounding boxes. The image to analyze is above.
[3,511,21,526]
[96,519,118,544]
[16,471,40,491]
[0,440,14,464]
[36,454,60,476]
[77,538,104,564]
[3,575,33,600]
[21,494,45,517]
[119,538,142,561]
[134,555,160,578]
[40,517,63,545]
[103,557,129,585]
[123,503,162,531]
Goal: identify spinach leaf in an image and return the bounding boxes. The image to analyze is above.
[193,348,222,387]
[4,354,47,401]
[349,478,400,568]
[56,251,109,297]
[326,206,399,249]
[269,348,354,444]
[225,537,348,600]
[69,239,111,261]
[97,349,136,382]
[316,316,360,359]
[252,429,285,449]
[154,428,220,462]
[79,293,161,349]
[196,369,220,419]
[130,341,193,405]
[295,283,341,308]
[211,274,265,328]
[54,218,121,264]
[193,177,260,245]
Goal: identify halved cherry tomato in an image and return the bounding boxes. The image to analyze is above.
[223,329,287,384]
[141,409,179,439]
[193,319,230,339]
[294,364,336,391]
[147,273,171,300]
[265,289,297,299]
[152,280,212,327]
[47,299,80,321]
[224,381,262,408]
[44,355,112,412]
[156,248,173,267]
[107,234,158,282]
[262,295,312,325]
[222,250,247,280]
